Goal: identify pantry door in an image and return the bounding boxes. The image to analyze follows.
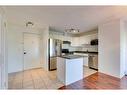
[23,33,41,70]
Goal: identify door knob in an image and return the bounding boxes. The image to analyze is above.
[24,52,27,54]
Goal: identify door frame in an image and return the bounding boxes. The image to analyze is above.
[23,32,41,71]
[0,13,8,89]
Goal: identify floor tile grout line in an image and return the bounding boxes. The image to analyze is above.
[36,69,48,89]
[30,69,36,89]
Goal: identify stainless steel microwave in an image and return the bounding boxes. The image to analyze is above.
[90,39,98,45]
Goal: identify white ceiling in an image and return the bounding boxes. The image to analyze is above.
[4,6,127,34]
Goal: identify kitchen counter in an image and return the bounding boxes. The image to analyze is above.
[58,55,85,59]
[73,51,98,54]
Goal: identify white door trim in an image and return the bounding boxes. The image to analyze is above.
[0,11,8,89]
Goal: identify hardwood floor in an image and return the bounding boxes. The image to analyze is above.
[59,72,127,89]
[8,68,64,89]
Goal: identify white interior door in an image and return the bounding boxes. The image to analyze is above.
[23,33,41,70]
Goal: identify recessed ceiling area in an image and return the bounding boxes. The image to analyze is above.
[4,6,127,34]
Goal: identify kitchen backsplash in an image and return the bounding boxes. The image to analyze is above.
[81,45,98,52]
[69,45,98,52]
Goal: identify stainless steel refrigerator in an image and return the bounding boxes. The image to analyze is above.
[48,38,62,71]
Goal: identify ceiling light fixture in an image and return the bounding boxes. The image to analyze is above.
[26,21,34,27]
[65,28,79,33]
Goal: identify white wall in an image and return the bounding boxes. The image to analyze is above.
[121,20,127,76]
[40,27,49,71]
[0,13,2,89]
[120,20,126,78]
[99,19,121,78]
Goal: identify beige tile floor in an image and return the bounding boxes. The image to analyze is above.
[8,66,97,89]
[83,66,97,77]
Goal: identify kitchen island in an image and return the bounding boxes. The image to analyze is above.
[57,55,84,85]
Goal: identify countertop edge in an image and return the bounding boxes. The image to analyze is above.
[57,55,85,59]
